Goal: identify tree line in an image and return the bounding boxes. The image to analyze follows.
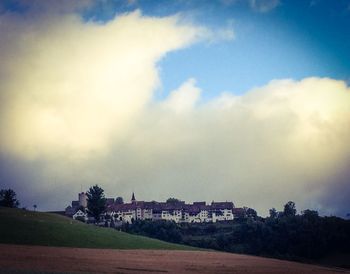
[122,201,350,264]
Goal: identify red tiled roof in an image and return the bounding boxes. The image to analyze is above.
[211,202,234,210]
[106,198,115,205]
[105,199,236,213]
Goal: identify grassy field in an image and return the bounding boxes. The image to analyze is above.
[0,207,196,250]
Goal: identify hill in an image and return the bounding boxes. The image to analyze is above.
[0,207,195,250]
[0,207,347,273]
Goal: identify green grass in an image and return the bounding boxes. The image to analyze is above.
[0,207,197,250]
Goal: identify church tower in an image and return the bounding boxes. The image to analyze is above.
[131,192,136,204]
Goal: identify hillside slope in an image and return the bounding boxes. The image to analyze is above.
[0,207,195,250]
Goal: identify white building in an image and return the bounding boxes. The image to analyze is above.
[66,192,242,224]
[105,193,240,224]
[72,209,88,221]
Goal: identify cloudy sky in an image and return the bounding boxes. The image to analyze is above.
[0,0,349,216]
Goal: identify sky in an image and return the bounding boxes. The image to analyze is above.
[0,0,349,217]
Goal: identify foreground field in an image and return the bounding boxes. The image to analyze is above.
[0,244,348,274]
[0,207,194,250]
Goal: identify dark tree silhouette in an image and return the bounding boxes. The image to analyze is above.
[269,208,278,219]
[166,198,181,204]
[86,185,106,222]
[245,207,258,219]
[283,201,297,217]
[115,196,124,204]
[302,209,319,221]
[122,201,350,264]
[0,189,19,208]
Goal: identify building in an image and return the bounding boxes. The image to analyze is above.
[105,193,241,224]
[72,209,88,221]
[78,192,87,208]
[66,192,242,224]
[65,192,88,221]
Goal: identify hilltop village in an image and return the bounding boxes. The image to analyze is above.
[65,192,244,224]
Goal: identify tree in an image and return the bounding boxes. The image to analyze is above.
[283,201,296,217]
[0,189,19,208]
[302,209,319,222]
[86,185,106,222]
[245,207,258,219]
[166,198,181,204]
[115,196,124,205]
[33,204,37,211]
[269,208,278,219]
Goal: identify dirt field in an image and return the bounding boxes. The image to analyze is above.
[0,244,348,274]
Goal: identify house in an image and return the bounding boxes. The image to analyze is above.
[66,191,241,224]
[105,193,239,224]
[65,192,88,221]
[72,209,88,221]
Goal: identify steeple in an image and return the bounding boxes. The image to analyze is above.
[131,192,136,204]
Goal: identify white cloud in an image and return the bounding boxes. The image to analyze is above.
[1,3,350,216]
[162,78,201,113]
[122,77,350,215]
[16,76,348,215]
[0,9,204,159]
